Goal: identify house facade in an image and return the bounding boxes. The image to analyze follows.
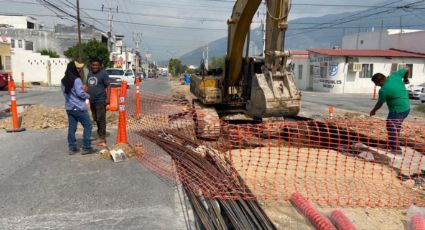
[0,40,11,73]
[290,49,425,94]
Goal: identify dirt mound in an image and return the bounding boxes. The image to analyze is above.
[0,104,119,130]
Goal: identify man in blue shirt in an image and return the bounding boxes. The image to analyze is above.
[86,58,111,146]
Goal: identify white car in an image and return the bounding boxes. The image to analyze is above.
[122,69,136,85]
[105,68,124,87]
[408,85,425,101]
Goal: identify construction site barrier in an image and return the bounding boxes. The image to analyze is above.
[411,214,425,230]
[135,78,141,117]
[7,74,12,95]
[6,81,25,133]
[116,81,128,144]
[290,192,336,230]
[330,210,356,230]
[372,86,377,100]
[124,89,425,208]
[106,87,120,111]
[21,72,25,94]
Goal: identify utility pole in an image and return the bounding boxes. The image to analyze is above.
[399,16,403,50]
[262,0,266,56]
[102,1,118,52]
[133,32,142,72]
[206,44,209,70]
[76,0,82,61]
[379,20,384,49]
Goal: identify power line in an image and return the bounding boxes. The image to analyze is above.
[287,0,425,37]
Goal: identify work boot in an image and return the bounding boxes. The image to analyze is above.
[68,148,80,155]
[82,147,98,155]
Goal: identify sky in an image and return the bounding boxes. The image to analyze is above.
[1,0,402,61]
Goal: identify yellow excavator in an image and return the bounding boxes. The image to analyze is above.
[190,0,301,139]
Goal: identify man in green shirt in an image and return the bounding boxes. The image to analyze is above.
[370,68,411,154]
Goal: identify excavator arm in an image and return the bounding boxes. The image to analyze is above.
[225,0,262,86]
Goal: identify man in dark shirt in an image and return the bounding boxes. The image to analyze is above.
[86,58,110,145]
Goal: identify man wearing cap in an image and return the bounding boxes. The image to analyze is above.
[370,67,411,154]
[86,58,110,146]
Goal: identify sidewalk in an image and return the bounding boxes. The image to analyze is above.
[0,129,188,229]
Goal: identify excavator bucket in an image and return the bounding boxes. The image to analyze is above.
[247,71,301,118]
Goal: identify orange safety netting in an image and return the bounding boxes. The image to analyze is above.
[125,89,425,208]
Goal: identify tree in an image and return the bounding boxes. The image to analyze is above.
[209,56,225,69]
[64,39,110,67]
[168,58,185,77]
[40,49,60,58]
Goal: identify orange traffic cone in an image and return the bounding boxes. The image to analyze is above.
[135,78,141,117]
[106,87,120,111]
[6,81,26,133]
[116,81,128,144]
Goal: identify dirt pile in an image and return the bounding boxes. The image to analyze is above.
[0,104,119,130]
[230,147,415,207]
[171,84,193,101]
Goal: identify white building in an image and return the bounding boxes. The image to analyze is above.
[342,30,425,54]
[0,15,39,29]
[291,49,425,94]
[1,35,69,85]
[289,50,310,90]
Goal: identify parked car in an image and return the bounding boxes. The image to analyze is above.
[105,68,124,87]
[122,69,135,85]
[421,93,425,104]
[0,73,11,91]
[408,84,425,100]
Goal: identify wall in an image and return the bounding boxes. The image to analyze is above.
[0,25,105,56]
[0,16,30,29]
[342,30,425,53]
[11,49,68,85]
[291,59,310,90]
[308,54,425,93]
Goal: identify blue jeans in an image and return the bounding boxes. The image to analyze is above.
[66,110,93,150]
[386,110,410,150]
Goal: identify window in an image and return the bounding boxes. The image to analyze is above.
[398,64,413,78]
[0,55,3,70]
[106,69,124,76]
[320,62,328,78]
[18,40,22,48]
[25,41,33,51]
[360,64,374,78]
[11,39,15,48]
[298,65,303,80]
[5,56,11,70]
[392,63,413,78]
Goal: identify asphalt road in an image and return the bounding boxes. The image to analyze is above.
[300,91,424,119]
[0,78,191,229]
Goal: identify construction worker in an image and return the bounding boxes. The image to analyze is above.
[61,61,96,155]
[370,67,411,154]
[86,58,111,146]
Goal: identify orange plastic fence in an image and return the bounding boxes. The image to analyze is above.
[125,89,425,208]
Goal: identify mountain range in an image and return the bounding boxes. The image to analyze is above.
[177,4,425,66]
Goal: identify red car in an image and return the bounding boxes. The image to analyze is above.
[0,73,12,91]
